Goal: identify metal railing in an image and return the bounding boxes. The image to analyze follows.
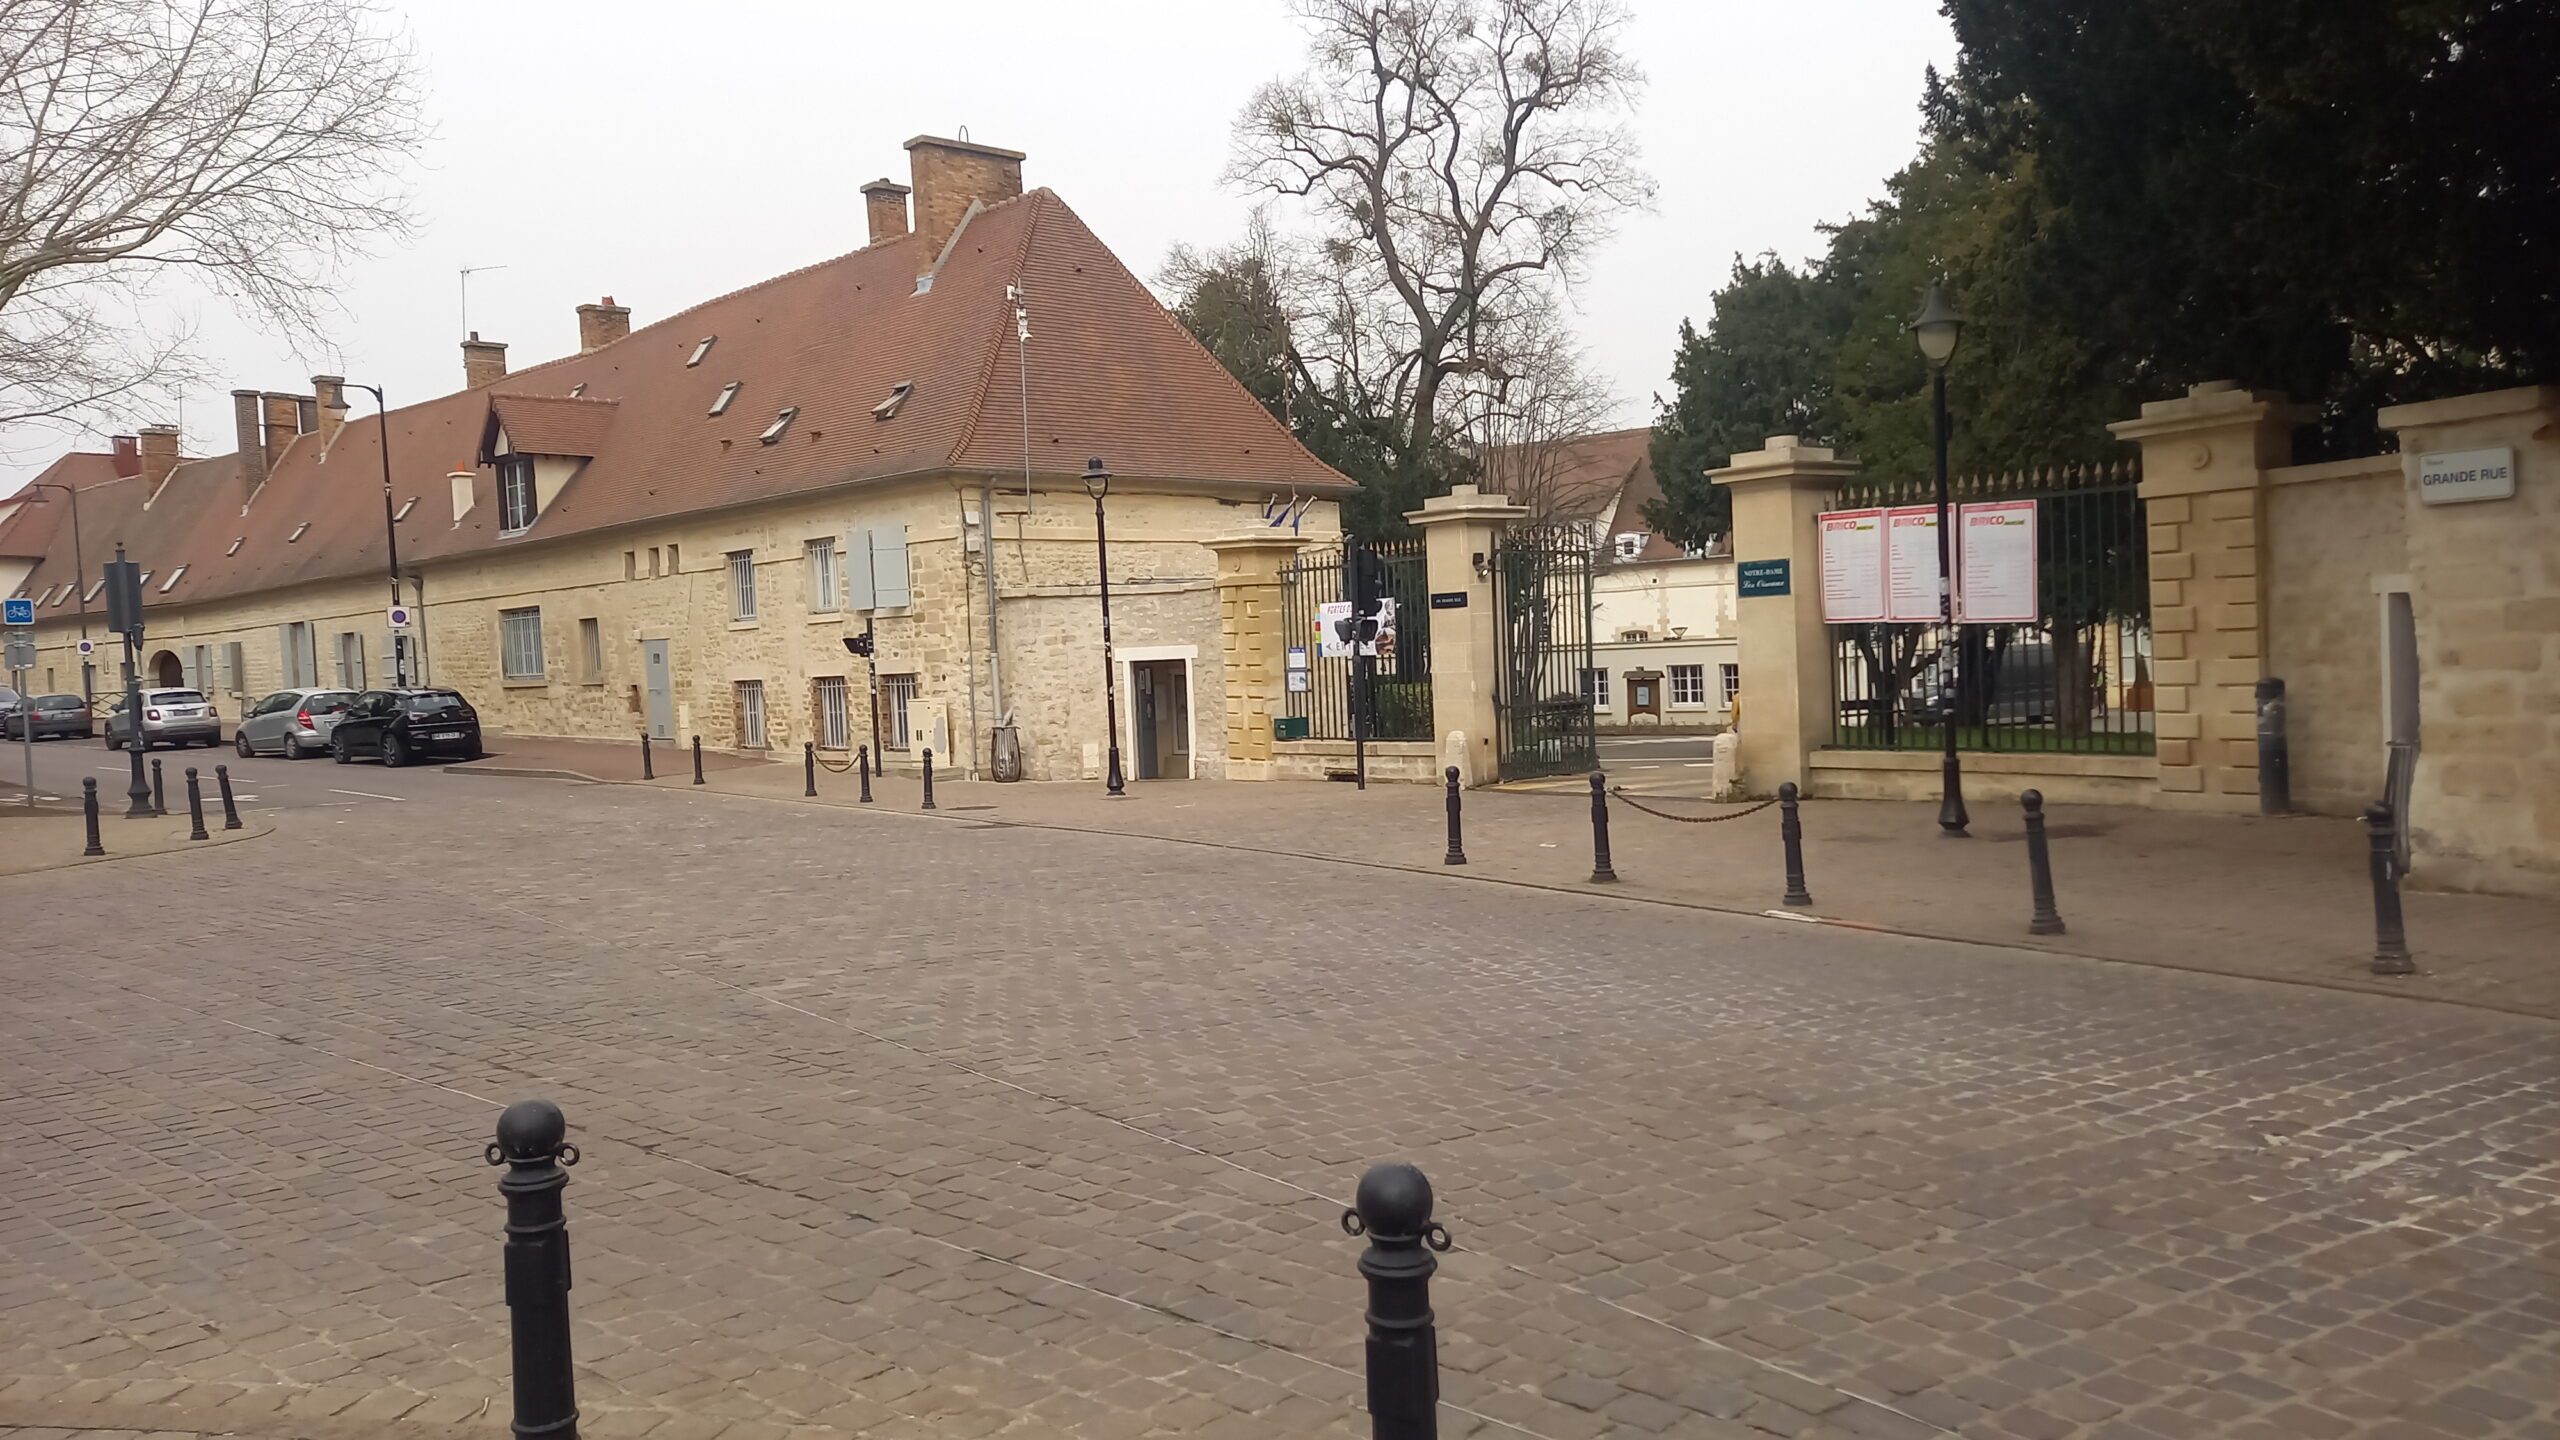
[1828,460,2154,756]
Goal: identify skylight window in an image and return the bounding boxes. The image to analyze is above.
[227,536,244,556]
[46,584,68,606]
[136,570,151,587]
[394,496,419,523]
[758,406,798,445]
[872,381,914,420]
[159,565,186,593]
[709,381,741,417]
[568,382,586,398]
[84,579,104,602]
[687,337,715,367]
[35,584,59,606]
[289,522,310,543]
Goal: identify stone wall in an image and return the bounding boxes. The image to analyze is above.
[2264,457,2404,814]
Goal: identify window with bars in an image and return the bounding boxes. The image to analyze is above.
[728,549,757,620]
[1669,664,1706,707]
[500,607,545,679]
[1721,663,1741,706]
[804,539,840,613]
[881,673,918,749]
[734,679,767,748]
[814,676,850,749]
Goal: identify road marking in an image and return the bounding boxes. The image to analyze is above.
[327,788,406,802]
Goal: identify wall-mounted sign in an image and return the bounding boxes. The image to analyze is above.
[2417,447,2515,506]
[386,603,414,631]
[1818,509,1886,622]
[1956,500,2039,624]
[1738,558,1791,597]
[1428,590,1469,609]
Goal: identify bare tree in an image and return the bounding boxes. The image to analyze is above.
[1459,293,1620,523]
[0,0,425,431]
[1228,0,1651,502]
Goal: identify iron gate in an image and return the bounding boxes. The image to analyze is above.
[1279,538,1434,741]
[1492,526,1596,779]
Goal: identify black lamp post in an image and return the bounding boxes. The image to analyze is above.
[1911,282,1969,837]
[1082,457,1127,797]
[348,383,408,686]
[21,481,89,704]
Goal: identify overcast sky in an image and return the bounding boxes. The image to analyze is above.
[1,0,1955,491]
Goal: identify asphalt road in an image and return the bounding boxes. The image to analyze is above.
[1,727,504,815]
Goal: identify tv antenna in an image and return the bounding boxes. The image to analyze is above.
[459,263,509,336]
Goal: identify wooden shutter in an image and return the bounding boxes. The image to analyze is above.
[870,525,911,609]
[844,527,875,610]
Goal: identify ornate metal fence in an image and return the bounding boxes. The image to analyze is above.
[1828,460,2153,755]
[1279,538,1434,742]
[1492,526,1597,779]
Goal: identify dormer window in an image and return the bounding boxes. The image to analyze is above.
[394,496,419,523]
[872,382,913,420]
[227,536,245,556]
[288,523,310,543]
[498,455,538,533]
[758,407,797,445]
[687,337,715,367]
[159,566,187,593]
[568,383,586,398]
[709,381,740,417]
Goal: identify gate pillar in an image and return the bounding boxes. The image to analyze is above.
[1208,531,1308,781]
[1713,437,1861,795]
[1410,485,1529,786]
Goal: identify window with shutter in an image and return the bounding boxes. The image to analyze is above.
[870,526,911,609]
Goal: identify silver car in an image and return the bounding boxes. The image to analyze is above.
[105,687,223,749]
[234,687,356,760]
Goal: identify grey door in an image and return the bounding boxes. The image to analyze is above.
[642,640,674,740]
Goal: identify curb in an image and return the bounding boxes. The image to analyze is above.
[443,764,605,783]
[0,813,278,879]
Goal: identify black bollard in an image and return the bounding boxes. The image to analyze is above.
[640,731,654,781]
[1779,782,1812,907]
[215,763,241,830]
[1343,1163,1448,1440]
[856,746,873,804]
[1442,767,1467,866]
[2256,678,2292,816]
[921,746,936,810]
[488,1099,581,1440]
[2022,789,2065,934]
[1587,772,1616,883]
[150,756,166,816]
[804,741,818,797]
[81,778,104,856]
[691,735,704,786]
[184,767,209,840]
[2365,802,2413,975]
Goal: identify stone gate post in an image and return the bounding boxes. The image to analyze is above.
[1207,532,1306,781]
[1713,437,1860,794]
[1409,485,1529,786]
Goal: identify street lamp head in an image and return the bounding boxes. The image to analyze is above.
[1909,282,1964,369]
[1081,456,1112,499]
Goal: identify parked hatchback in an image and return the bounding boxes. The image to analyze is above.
[105,688,222,749]
[235,687,356,760]
[2,693,96,740]
[330,688,482,767]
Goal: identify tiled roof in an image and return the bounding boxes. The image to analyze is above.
[0,452,123,560]
[8,188,1353,611]
[488,394,621,459]
[1481,426,1653,526]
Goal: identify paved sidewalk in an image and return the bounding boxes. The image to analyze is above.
[619,764,2560,1018]
[457,732,774,783]
[0,792,273,878]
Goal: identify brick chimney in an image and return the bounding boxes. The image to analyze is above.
[110,435,140,478]
[905,135,1024,248]
[260,391,302,474]
[462,331,508,388]
[232,389,268,483]
[576,296,631,353]
[138,424,181,489]
[450,468,477,526]
[863,178,911,244]
[311,374,349,448]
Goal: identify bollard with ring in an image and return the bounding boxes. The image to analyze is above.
[856,745,873,804]
[1442,767,1466,866]
[1586,771,1616,883]
[804,741,818,797]
[921,747,936,810]
[489,1099,582,1440]
[2365,802,2413,975]
[1779,782,1812,906]
[81,778,105,856]
[691,735,705,786]
[640,731,654,781]
[215,763,241,830]
[183,766,209,840]
[1344,1162,1451,1440]
[2022,789,2065,934]
[150,756,166,815]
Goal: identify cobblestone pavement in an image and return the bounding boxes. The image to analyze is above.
[2,776,2554,1440]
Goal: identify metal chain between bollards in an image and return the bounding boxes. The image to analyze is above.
[812,749,860,774]
[1606,789,1780,825]
[1344,1162,1452,1440]
[489,1099,581,1440]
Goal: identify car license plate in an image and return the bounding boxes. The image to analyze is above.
[431,730,463,740]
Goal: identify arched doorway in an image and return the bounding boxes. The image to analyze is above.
[150,650,183,687]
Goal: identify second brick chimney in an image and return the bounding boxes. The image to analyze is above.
[138,424,181,489]
[110,434,140,479]
[463,332,508,389]
[863,179,911,244]
[577,296,631,353]
[312,374,349,449]
[905,135,1024,249]
[260,392,302,475]
[232,389,268,484]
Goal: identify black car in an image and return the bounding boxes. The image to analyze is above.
[330,688,483,766]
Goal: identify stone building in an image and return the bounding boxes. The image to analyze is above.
[0,135,1354,781]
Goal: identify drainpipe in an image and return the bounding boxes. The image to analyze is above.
[982,479,1003,721]
[408,573,430,685]
[955,491,983,779]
